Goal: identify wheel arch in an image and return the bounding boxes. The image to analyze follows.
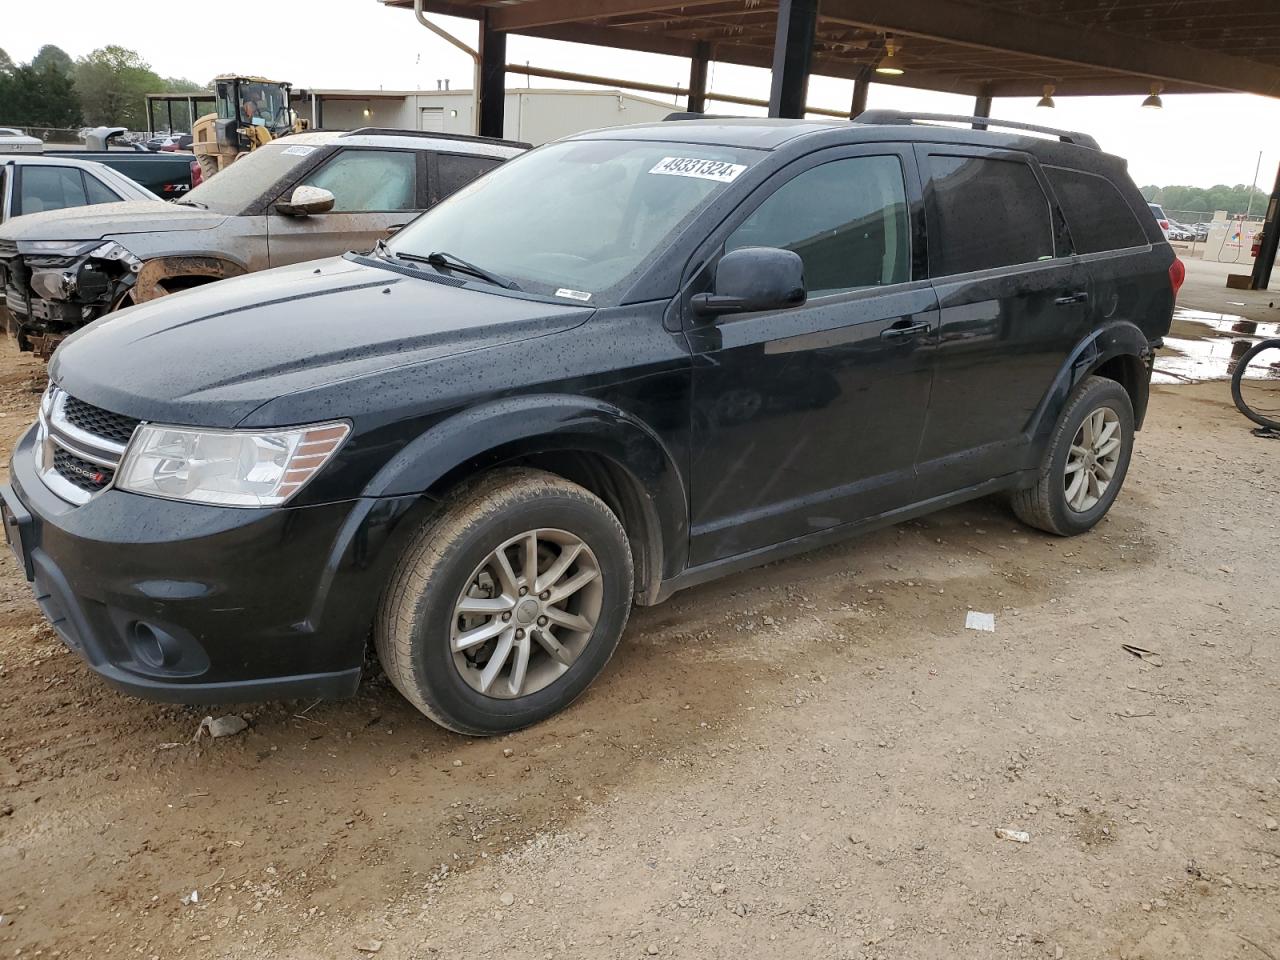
[132,254,247,302]
[1029,321,1154,449]
[361,395,688,605]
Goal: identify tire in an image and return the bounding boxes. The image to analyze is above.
[1011,376,1135,536]
[1231,338,1280,431]
[375,468,633,736]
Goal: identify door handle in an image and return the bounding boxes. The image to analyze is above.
[880,319,932,340]
[1054,291,1089,305]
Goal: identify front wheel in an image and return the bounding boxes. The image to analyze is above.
[1011,376,1135,536]
[375,468,633,735]
[1231,338,1280,431]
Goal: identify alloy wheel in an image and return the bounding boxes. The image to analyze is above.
[450,528,603,699]
[1064,406,1122,513]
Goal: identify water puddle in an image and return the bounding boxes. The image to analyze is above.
[1154,307,1280,384]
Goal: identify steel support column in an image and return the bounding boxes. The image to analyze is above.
[688,42,710,114]
[973,87,992,130]
[1251,161,1280,290]
[478,9,507,138]
[768,0,817,118]
[849,64,872,119]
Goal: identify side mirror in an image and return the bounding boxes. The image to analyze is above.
[275,185,335,218]
[691,246,806,318]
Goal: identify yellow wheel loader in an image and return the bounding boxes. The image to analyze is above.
[191,75,306,180]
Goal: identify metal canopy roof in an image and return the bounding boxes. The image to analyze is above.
[386,0,1280,99]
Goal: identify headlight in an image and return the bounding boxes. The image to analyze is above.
[117,421,350,507]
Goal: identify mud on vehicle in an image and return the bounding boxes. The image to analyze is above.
[2,112,1180,734]
[0,128,525,356]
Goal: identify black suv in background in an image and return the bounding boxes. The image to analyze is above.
[2,112,1180,735]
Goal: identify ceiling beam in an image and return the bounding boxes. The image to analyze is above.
[488,0,733,32]
[818,0,1280,97]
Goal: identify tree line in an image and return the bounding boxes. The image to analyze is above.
[1142,183,1272,219]
[0,44,205,132]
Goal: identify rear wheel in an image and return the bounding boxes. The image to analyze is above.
[1011,376,1134,536]
[375,468,633,735]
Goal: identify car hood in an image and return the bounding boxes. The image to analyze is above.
[0,200,226,242]
[50,256,591,428]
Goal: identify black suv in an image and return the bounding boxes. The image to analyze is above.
[2,112,1180,735]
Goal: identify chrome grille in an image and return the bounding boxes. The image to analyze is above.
[63,396,140,446]
[35,385,135,505]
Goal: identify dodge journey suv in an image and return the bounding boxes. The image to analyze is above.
[2,112,1180,735]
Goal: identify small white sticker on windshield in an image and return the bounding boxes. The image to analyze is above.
[281,145,316,157]
[555,288,593,302]
[649,157,747,183]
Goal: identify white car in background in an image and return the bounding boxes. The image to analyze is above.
[1147,202,1172,239]
[0,128,44,155]
[0,154,158,225]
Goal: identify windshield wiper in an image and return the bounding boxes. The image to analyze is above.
[371,241,521,291]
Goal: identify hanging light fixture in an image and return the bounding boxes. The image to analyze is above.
[1141,82,1164,109]
[1036,84,1056,109]
[876,38,905,76]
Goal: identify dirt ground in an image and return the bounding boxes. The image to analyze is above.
[0,340,1278,960]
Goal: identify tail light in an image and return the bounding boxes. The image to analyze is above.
[190,160,202,188]
[1168,257,1185,297]
[1159,220,1170,231]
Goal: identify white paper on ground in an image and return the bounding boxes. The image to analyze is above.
[965,611,996,632]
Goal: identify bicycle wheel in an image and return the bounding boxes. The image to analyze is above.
[1232,338,1280,430]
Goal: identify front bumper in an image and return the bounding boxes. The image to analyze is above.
[3,424,428,704]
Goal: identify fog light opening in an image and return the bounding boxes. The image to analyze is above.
[129,621,179,668]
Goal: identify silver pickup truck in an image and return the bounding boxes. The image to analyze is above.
[0,128,525,356]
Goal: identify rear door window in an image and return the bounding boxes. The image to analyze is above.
[18,165,88,215]
[725,154,911,296]
[435,153,503,202]
[926,154,1054,276]
[1045,167,1148,253]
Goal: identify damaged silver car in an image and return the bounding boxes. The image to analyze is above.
[0,128,525,356]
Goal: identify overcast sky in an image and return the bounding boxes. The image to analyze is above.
[7,0,1280,190]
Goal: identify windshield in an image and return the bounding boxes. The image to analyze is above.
[181,142,320,214]
[388,139,760,304]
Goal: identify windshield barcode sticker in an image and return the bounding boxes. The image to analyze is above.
[555,288,592,302]
[649,157,747,183]
[281,145,316,156]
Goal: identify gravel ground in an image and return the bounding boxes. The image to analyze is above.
[0,343,1277,960]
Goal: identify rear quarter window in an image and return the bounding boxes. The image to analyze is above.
[926,154,1054,276]
[1043,167,1148,254]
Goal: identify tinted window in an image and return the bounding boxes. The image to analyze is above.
[301,149,416,212]
[436,153,502,200]
[83,172,122,205]
[927,155,1053,275]
[1045,167,1148,253]
[19,165,88,214]
[726,155,910,296]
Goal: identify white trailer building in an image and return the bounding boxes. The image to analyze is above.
[290,87,678,144]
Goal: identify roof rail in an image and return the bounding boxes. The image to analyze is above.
[854,110,1100,151]
[341,127,531,150]
[663,111,748,121]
